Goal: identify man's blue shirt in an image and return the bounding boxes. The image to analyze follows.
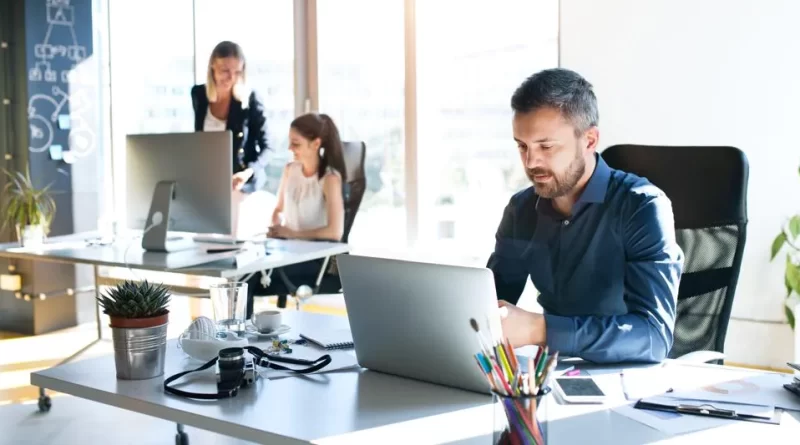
[488,154,684,363]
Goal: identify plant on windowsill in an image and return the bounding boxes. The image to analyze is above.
[770,165,800,332]
[97,280,171,380]
[1,167,56,247]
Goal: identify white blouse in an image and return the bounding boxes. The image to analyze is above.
[282,162,340,232]
[203,107,226,132]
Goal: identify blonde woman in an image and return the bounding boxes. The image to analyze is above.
[191,40,270,193]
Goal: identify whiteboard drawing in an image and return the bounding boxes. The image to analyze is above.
[28,0,87,83]
[28,85,95,156]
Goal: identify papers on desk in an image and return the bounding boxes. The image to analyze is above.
[259,344,360,380]
[606,362,800,435]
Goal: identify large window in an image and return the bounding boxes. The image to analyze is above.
[317,0,406,250]
[109,0,194,135]
[194,0,295,194]
[415,0,559,259]
[103,0,559,262]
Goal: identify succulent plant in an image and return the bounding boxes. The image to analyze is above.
[97,280,171,319]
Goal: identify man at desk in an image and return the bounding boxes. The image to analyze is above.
[489,68,684,364]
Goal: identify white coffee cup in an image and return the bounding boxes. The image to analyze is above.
[251,310,282,333]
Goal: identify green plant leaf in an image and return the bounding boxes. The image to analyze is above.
[786,305,796,331]
[771,232,787,260]
[791,216,800,240]
[787,257,800,296]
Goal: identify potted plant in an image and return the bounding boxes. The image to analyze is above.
[97,280,171,380]
[1,167,56,247]
[770,164,800,363]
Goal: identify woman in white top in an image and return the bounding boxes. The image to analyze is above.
[267,113,346,241]
[246,113,346,315]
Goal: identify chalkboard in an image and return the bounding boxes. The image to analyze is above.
[25,0,98,236]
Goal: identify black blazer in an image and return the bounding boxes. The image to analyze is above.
[191,84,270,192]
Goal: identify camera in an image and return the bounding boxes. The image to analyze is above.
[215,347,258,395]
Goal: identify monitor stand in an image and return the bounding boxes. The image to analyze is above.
[141,181,197,253]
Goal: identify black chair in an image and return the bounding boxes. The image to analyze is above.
[601,144,748,362]
[270,140,367,307]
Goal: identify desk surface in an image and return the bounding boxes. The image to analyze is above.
[0,232,349,279]
[31,312,800,444]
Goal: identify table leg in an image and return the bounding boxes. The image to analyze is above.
[175,423,189,445]
[36,265,105,413]
[94,264,102,340]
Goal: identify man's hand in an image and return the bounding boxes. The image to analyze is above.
[232,169,254,191]
[267,224,295,239]
[498,300,546,348]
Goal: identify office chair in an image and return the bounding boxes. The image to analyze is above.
[601,144,749,364]
[271,140,367,308]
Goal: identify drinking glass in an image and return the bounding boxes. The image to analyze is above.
[209,282,248,334]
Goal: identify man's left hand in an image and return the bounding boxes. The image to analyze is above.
[498,300,546,348]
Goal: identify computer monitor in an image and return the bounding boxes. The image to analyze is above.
[125,131,233,252]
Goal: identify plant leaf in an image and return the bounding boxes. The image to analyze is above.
[791,216,800,240]
[786,305,796,331]
[786,256,800,296]
[771,232,787,260]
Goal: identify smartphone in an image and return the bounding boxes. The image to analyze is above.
[553,376,606,404]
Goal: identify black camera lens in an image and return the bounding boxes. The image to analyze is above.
[218,347,245,389]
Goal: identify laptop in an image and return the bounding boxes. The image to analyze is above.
[337,255,502,394]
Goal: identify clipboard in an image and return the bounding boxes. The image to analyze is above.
[633,396,781,425]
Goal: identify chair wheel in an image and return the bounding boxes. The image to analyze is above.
[38,395,52,412]
[175,431,189,445]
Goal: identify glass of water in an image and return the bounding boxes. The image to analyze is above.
[209,282,248,334]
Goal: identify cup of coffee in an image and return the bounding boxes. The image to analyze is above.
[251,310,282,333]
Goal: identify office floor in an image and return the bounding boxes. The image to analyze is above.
[0,292,346,445]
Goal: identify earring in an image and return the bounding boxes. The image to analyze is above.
[319,147,325,157]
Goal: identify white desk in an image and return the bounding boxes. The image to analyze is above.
[0,231,350,279]
[1,232,349,413]
[30,312,800,444]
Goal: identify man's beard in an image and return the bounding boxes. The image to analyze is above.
[526,149,586,199]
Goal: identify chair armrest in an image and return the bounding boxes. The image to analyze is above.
[674,350,726,364]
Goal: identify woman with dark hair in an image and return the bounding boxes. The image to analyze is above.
[191,40,270,194]
[246,113,346,315]
[268,113,346,241]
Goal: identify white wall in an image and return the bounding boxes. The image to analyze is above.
[560,0,800,367]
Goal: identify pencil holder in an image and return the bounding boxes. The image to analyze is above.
[492,387,550,445]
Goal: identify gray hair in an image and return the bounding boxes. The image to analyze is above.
[511,68,599,135]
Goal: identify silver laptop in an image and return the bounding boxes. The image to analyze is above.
[337,255,502,394]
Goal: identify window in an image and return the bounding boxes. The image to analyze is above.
[317,0,406,250]
[193,0,295,194]
[108,0,194,135]
[415,0,559,260]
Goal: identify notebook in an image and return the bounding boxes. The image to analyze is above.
[300,328,354,350]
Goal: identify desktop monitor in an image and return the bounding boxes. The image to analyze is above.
[125,132,233,252]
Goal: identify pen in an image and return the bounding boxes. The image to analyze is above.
[620,371,631,400]
[559,365,575,376]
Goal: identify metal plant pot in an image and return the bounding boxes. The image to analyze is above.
[110,313,169,380]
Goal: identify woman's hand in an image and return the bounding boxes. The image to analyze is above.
[267,224,295,239]
[232,168,254,191]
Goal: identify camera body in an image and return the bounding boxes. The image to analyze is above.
[215,347,259,395]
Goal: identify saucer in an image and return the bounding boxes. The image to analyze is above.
[244,323,291,339]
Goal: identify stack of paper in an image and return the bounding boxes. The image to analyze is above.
[610,363,800,435]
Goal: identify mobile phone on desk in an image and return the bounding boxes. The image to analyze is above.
[553,376,606,404]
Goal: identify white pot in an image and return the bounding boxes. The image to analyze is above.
[16,224,45,247]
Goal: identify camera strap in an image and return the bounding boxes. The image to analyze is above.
[163,346,333,400]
